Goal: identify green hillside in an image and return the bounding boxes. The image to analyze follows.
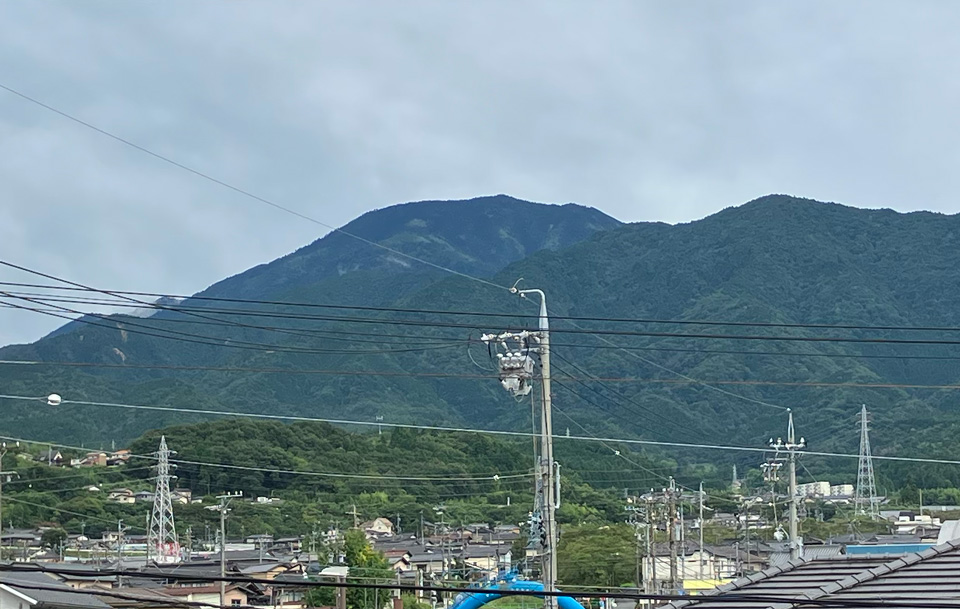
[3,194,960,490]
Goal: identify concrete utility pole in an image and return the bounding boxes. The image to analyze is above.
[482,284,559,609]
[0,441,19,560]
[698,483,704,581]
[646,495,656,595]
[116,520,126,587]
[215,492,242,608]
[770,411,806,560]
[666,478,678,593]
[347,505,360,529]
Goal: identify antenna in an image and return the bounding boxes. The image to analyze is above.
[854,405,879,519]
[147,436,181,563]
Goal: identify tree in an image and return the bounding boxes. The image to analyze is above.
[41,528,68,553]
[343,530,394,609]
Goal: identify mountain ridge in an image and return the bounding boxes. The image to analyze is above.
[3,193,960,492]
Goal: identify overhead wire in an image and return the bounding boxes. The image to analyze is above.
[9,280,960,335]
[0,289,462,355]
[9,270,960,346]
[0,432,532,483]
[0,84,509,293]
[1,393,954,466]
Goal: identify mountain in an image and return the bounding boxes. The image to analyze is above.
[0,195,620,439]
[3,194,960,490]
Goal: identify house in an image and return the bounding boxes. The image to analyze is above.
[107,449,131,466]
[163,584,250,607]
[36,451,64,467]
[662,539,960,608]
[90,585,179,609]
[107,489,135,504]
[888,510,942,535]
[382,549,412,573]
[240,561,305,581]
[77,452,108,467]
[645,542,760,584]
[361,517,395,538]
[408,550,446,573]
[461,544,511,576]
[46,562,119,589]
[171,489,191,504]
[133,491,154,503]
[0,570,111,609]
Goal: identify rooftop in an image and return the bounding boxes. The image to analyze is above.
[664,539,960,609]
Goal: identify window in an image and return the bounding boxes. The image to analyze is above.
[231,600,241,606]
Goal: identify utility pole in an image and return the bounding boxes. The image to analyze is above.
[215,492,242,608]
[854,405,879,519]
[347,505,360,529]
[698,483,704,581]
[116,520,126,588]
[376,415,384,435]
[762,459,784,542]
[770,410,806,560]
[646,495,657,595]
[741,499,752,573]
[666,479,678,593]
[0,441,19,561]
[482,284,558,609]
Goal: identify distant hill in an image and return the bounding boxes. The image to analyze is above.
[3,194,960,489]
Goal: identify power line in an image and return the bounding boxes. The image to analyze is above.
[9,280,960,335]
[8,358,960,391]
[0,84,508,293]
[0,394,954,467]
[0,431,532,483]
[4,563,953,608]
[10,270,960,346]
[0,289,463,355]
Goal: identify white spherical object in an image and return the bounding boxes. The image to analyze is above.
[46,393,62,406]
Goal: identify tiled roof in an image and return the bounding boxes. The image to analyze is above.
[0,570,111,609]
[664,539,960,609]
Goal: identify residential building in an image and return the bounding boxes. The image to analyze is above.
[361,517,395,538]
[0,570,111,609]
[162,584,250,607]
[661,538,960,609]
[795,481,831,497]
[829,483,854,497]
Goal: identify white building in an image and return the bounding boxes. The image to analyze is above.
[796,481,831,497]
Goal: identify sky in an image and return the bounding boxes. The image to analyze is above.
[1,1,960,346]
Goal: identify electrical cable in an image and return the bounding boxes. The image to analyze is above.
[0,85,509,293]
[550,353,700,438]
[0,291,463,355]
[10,358,960,390]
[2,394,954,467]
[2,563,956,608]
[10,270,960,346]
[10,280,960,334]
[0,431,532,483]
[3,394,960,471]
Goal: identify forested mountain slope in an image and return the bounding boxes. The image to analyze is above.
[3,194,960,488]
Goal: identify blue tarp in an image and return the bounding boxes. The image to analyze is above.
[845,543,934,555]
[450,575,584,609]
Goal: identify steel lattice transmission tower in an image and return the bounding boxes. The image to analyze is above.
[148,436,181,563]
[854,405,879,519]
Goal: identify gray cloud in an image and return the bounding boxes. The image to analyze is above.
[1,0,959,345]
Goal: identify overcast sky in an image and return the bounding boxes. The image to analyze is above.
[1,1,959,346]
